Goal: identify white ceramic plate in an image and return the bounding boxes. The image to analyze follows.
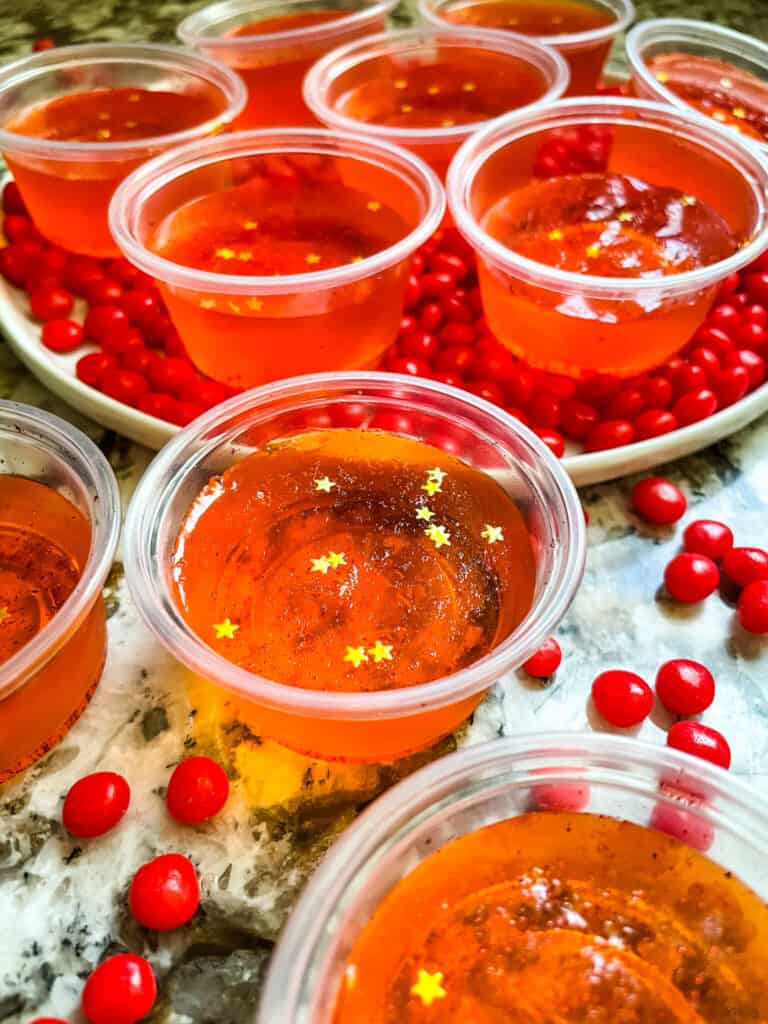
[3,271,768,485]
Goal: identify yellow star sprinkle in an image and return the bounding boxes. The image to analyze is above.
[394,78,407,89]
[216,247,236,260]
[415,506,435,522]
[427,466,447,484]
[199,298,217,310]
[680,195,696,206]
[720,77,733,89]
[327,551,347,569]
[98,112,111,121]
[228,301,241,313]
[425,523,451,549]
[422,478,442,496]
[305,252,321,265]
[311,555,331,574]
[244,220,259,229]
[481,524,504,544]
[654,71,668,83]
[713,111,727,122]
[367,200,382,212]
[617,210,633,222]
[237,251,253,261]
[246,297,263,311]
[344,645,368,668]
[441,119,455,128]
[401,104,414,113]
[411,970,446,1007]
[427,85,440,95]
[368,640,393,663]
[352,255,364,263]
[97,129,111,139]
[0,607,8,624]
[585,243,601,258]
[315,476,336,493]
[732,106,747,119]
[462,81,477,92]
[548,229,564,241]
[213,618,239,640]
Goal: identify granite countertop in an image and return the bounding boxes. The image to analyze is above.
[1,2,768,1022]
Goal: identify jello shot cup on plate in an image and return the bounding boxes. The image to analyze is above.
[257,733,768,1023]
[124,372,585,764]
[0,401,120,783]
[446,97,768,379]
[418,0,634,96]
[0,43,246,259]
[303,27,569,181]
[627,19,768,155]
[109,128,444,390]
[177,0,399,128]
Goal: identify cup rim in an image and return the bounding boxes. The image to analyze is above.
[302,26,570,147]
[626,17,768,154]
[123,371,586,720]
[446,95,768,299]
[418,0,635,51]
[178,0,400,50]
[108,127,445,295]
[0,401,121,700]
[258,730,768,1023]
[0,42,247,162]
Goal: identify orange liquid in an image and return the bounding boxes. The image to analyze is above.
[4,87,225,257]
[0,477,106,782]
[171,429,535,760]
[225,10,387,128]
[647,53,768,143]
[334,812,768,1022]
[151,153,419,389]
[436,0,615,94]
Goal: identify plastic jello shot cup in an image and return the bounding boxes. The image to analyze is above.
[446,97,768,379]
[627,19,768,156]
[0,43,246,258]
[124,372,585,764]
[0,401,120,783]
[303,27,569,181]
[418,0,634,96]
[109,129,444,389]
[178,0,399,128]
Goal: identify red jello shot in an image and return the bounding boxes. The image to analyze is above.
[627,19,768,157]
[109,129,444,389]
[303,28,568,181]
[177,0,398,129]
[446,97,768,378]
[0,43,246,258]
[418,0,635,96]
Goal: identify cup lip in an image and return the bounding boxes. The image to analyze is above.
[0,401,121,700]
[446,95,768,300]
[418,0,635,51]
[178,0,400,50]
[108,126,445,296]
[302,26,570,147]
[258,730,768,1023]
[626,17,768,154]
[0,42,247,163]
[123,371,586,720]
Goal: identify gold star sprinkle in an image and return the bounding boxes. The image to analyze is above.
[216,247,236,260]
[422,478,442,496]
[367,200,382,212]
[441,119,455,127]
[213,618,239,640]
[548,228,564,241]
[237,251,253,261]
[425,523,451,549]
[228,301,241,313]
[394,78,407,89]
[244,220,258,229]
[368,640,393,663]
[199,298,217,310]
[462,81,477,92]
[128,93,140,102]
[97,129,111,139]
[732,106,747,119]
[713,110,727,122]
[305,252,321,265]
[481,524,504,544]
[411,970,446,1007]
[586,243,601,258]
[720,77,733,89]
[654,71,668,83]
[246,297,263,311]
[681,195,696,206]
[415,506,435,522]
[427,467,447,485]
[401,104,414,113]
[314,476,336,493]
[427,84,440,95]
[98,112,110,121]
[327,551,347,569]
[617,210,633,222]
[311,555,331,574]
[352,255,364,263]
[344,645,368,668]
[0,607,8,624]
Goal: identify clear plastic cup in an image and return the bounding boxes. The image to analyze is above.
[0,43,246,258]
[627,18,768,156]
[123,372,585,764]
[177,0,399,129]
[0,401,121,782]
[109,128,444,390]
[446,96,768,378]
[258,731,768,1023]
[418,0,634,96]
[303,27,569,181]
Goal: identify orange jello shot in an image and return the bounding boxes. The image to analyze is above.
[109,129,444,389]
[419,0,635,96]
[178,0,398,128]
[447,97,768,379]
[0,401,120,782]
[0,43,246,258]
[124,373,585,763]
[303,28,568,180]
[627,19,768,156]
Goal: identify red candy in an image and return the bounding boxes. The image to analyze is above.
[737,580,768,634]
[522,637,562,678]
[62,771,130,838]
[591,670,653,728]
[41,318,83,353]
[667,721,731,769]
[129,853,200,931]
[655,659,715,716]
[631,476,686,525]
[664,553,719,603]
[166,756,229,824]
[722,546,768,587]
[82,954,156,1024]
[682,519,733,560]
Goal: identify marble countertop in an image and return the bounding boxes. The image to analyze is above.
[1,2,768,1022]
